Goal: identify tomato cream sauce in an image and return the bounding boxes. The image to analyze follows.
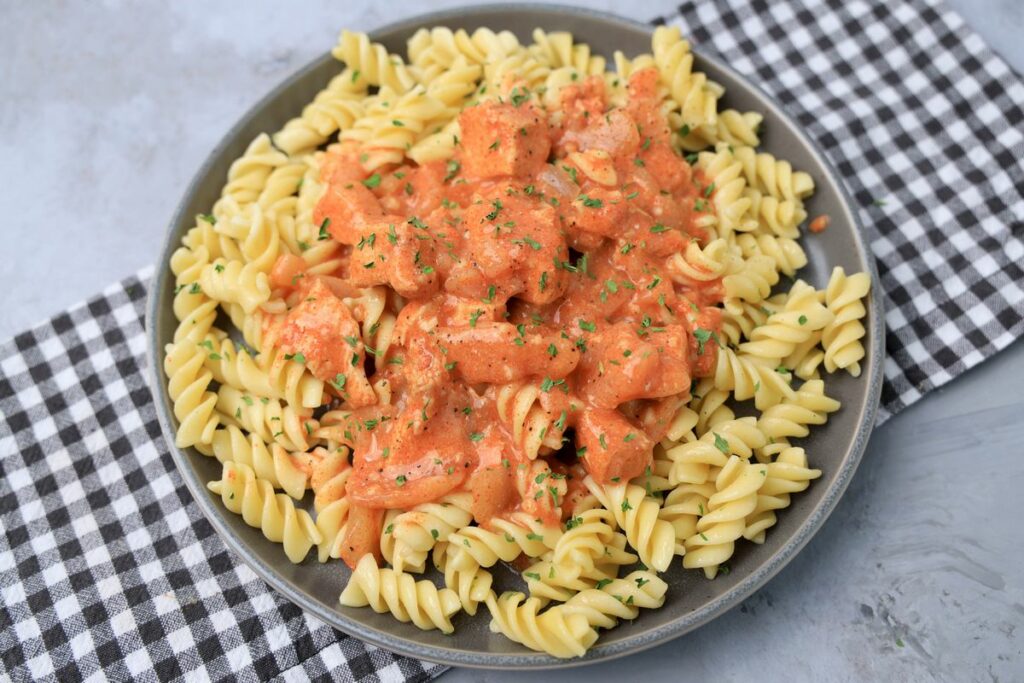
[269,68,723,566]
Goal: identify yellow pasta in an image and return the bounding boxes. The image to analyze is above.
[158,23,874,658]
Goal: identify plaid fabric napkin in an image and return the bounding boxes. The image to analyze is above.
[2,0,1022,680]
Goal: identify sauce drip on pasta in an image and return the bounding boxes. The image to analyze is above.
[268,69,723,567]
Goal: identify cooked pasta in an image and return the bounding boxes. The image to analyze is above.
[161,23,873,657]
[339,554,462,633]
[207,461,321,563]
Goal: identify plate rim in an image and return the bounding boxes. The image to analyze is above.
[146,2,885,670]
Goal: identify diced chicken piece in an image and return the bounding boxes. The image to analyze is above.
[462,187,568,304]
[436,323,580,384]
[274,278,376,407]
[575,321,690,409]
[314,183,386,245]
[575,408,653,484]
[458,102,551,179]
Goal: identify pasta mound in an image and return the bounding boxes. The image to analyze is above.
[163,23,871,658]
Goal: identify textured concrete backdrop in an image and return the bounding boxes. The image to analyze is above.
[1,2,1021,681]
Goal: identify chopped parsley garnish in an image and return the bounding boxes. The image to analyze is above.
[488,139,500,151]
[580,195,603,208]
[798,314,808,325]
[547,343,558,358]
[468,432,484,442]
[621,499,633,512]
[468,309,484,327]
[395,475,407,486]
[486,199,503,221]
[444,159,460,182]
[650,223,669,234]
[330,374,346,391]
[362,173,381,188]
[318,218,331,240]
[578,319,596,332]
[283,352,306,364]
[679,124,691,137]
[694,328,714,355]
[199,213,216,225]
[713,432,729,454]
[599,433,608,449]
[624,433,636,443]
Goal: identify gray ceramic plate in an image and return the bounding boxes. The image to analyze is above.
[147,3,884,670]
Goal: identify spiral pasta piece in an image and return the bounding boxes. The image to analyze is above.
[735,232,807,278]
[208,461,321,563]
[558,570,668,628]
[782,330,825,380]
[688,378,735,435]
[205,337,323,410]
[582,477,674,572]
[665,416,766,486]
[209,201,282,276]
[408,26,519,74]
[684,456,766,578]
[652,26,718,133]
[739,281,834,361]
[447,513,560,571]
[659,480,717,555]
[482,51,551,96]
[169,245,221,344]
[432,543,494,616]
[310,450,352,562]
[210,424,308,499]
[216,385,315,452]
[494,381,567,459]
[744,446,821,544]
[694,109,763,149]
[213,134,289,220]
[821,267,872,376]
[530,29,606,75]
[383,493,474,573]
[695,147,756,239]
[198,258,272,315]
[757,379,841,441]
[273,70,367,155]
[744,187,807,239]
[342,85,450,170]
[332,30,416,94]
[667,238,731,284]
[553,508,638,574]
[732,145,814,203]
[163,337,220,450]
[340,555,462,633]
[723,254,780,307]
[712,346,796,410]
[182,214,243,263]
[486,592,598,659]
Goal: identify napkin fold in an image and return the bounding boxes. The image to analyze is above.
[3,0,1023,680]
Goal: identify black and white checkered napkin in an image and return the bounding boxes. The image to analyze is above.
[2,0,1022,680]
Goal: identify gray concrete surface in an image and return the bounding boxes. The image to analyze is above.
[1,2,1021,681]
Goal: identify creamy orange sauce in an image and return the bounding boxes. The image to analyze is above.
[271,69,724,566]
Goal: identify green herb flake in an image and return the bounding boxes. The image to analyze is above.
[713,432,729,454]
